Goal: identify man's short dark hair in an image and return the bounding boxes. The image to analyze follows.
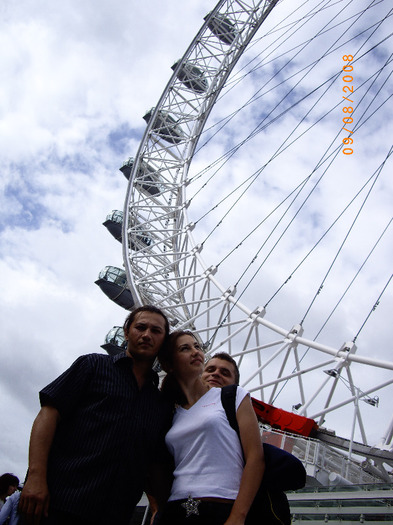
[123,305,170,337]
[206,352,240,385]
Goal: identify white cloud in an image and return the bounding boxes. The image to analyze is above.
[0,0,213,478]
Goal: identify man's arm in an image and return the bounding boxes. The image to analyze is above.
[19,405,60,525]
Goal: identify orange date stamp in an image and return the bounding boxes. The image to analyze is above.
[342,55,354,155]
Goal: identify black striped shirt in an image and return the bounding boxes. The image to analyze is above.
[40,352,172,524]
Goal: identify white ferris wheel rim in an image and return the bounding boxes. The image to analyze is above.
[122,0,393,446]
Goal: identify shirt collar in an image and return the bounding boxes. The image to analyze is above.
[112,351,159,386]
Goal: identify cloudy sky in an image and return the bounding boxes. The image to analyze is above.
[1,0,392,482]
[0,0,215,480]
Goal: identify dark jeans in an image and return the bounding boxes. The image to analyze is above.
[159,499,233,525]
[39,509,99,525]
[32,504,137,525]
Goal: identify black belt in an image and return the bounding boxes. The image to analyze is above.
[167,495,233,518]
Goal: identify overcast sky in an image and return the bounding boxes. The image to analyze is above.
[0,0,216,481]
[1,0,392,482]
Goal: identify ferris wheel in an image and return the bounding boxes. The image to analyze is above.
[105,0,393,479]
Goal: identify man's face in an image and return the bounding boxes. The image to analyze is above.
[125,311,166,362]
[202,357,237,387]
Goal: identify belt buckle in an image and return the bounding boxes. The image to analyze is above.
[181,494,201,517]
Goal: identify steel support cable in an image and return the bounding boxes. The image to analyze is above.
[189,61,391,288]
[171,3,388,312]
[349,55,393,136]
[191,74,338,250]
[191,65,338,190]
[314,217,393,341]
[236,144,344,298]
[203,136,389,348]
[271,216,393,404]
[271,145,393,396]
[203,142,342,347]
[212,0,380,118]
[265,167,389,307]
[203,29,393,158]
[201,70,351,287]
[188,35,392,255]
[196,75,355,266]
[275,62,393,313]
[185,0,391,219]
[185,64,392,340]
[295,64,393,320]
[190,20,393,204]
[240,0,385,73]
[299,159,387,325]
[197,31,392,166]
[206,0,339,121]
[354,273,393,344]
[229,0,343,71]
[190,62,344,231]
[198,1,391,147]
[225,71,349,284]
[197,0,358,151]
[188,10,393,200]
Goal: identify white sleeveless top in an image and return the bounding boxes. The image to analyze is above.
[165,386,249,501]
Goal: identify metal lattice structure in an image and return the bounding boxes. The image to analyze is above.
[119,0,393,479]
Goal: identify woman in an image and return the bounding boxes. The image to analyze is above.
[158,330,264,525]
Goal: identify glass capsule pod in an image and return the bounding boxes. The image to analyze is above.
[103,210,152,249]
[103,210,123,242]
[204,12,237,45]
[143,108,185,144]
[120,157,161,197]
[171,60,209,93]
[94,266,135,310]
[101,326,127,356]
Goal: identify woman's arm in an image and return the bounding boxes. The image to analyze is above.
[18,405,61,525]
[225,395,265,525]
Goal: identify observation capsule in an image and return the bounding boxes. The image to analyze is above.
[95,266,135,310]
[143,108,185,144]
[101,326,127,356]
[103,210,123,242]
[120,157,161,197]
[171,60,209,93]
[204,12,237,45]
[103,210,152,249]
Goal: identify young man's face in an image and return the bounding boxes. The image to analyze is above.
[202,357,237,387]
[125,311,166,363]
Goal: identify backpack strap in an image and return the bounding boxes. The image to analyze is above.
[221,384,240,436]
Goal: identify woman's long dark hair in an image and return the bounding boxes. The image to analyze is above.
[159,330,200,406]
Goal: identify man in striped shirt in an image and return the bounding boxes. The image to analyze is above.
[19,305,172,525]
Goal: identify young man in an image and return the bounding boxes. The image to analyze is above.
[202,352,240,388]
[202,351,305,524]
[19,306,172,525]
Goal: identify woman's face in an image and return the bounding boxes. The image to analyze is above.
[172,334,205,378]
